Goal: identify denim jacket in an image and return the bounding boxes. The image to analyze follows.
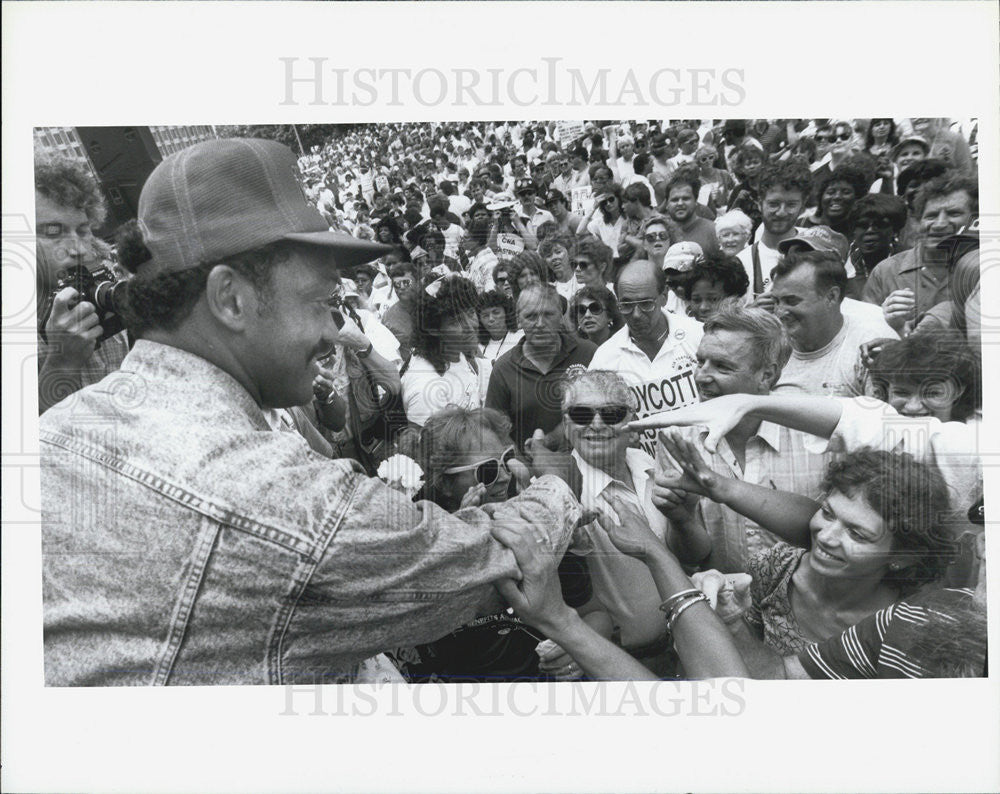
[40,340,581,685]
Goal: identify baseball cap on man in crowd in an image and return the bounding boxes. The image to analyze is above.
[776,225,850,260]
[138,138,390,275]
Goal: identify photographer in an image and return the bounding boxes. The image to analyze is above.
[35,155,130,414]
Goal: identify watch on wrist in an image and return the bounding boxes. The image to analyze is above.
[356,342,374,359]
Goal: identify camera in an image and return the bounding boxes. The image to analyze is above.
[39,264,127,345]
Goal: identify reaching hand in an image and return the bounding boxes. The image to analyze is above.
[458,482,488,509]
[690,570,752,624]
[535,639,583,681]
[312,365,338,402]
[595,493,663,559]
[749,292,776,313]
[623,394,756,453]
[490,520,573,634]
[524,428,582,497]
[651,482,700,523]
[657,430,725,501]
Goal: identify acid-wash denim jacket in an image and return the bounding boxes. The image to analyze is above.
[40,340,581,686]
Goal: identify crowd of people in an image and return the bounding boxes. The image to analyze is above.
[35,116,985,685]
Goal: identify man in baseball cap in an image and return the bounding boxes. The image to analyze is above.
[39,138,585,686]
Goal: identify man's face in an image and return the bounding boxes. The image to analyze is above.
[695,329,768,399]
[830,124,854,155]
[517,291,563,347]
[616,263,667,343]
[679,136,698,155]
[512,159,527,177]
[354,271,373,296]
[242,246,341,409]
[666,184,696,224]
[518,188,537,212]
[35,192,98,291]
[619,141,635,160]
[760,188,805,237]
[622,195,644,220]
[894,143,926,172]
[392,272,417,302]
[919,191,975,246]
[564,382,632,472]
[771,262,838,350]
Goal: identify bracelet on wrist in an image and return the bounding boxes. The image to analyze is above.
[356,342,374,359]
[666,592,710,633]
[658,588,702,614]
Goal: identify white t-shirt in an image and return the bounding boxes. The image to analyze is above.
[840,297,899,340]
[588,312,704,457]
[401,353,483,427]
[773,315,882,398]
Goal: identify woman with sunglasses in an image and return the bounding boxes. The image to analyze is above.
[571,235,615,293]
[843,194,907,299]
[388,406,608,683]
[577,182,626,256]
[693,144,734,214]
[569,286,624,346]
[638,214,678,270]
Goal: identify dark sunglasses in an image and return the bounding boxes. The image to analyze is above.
[644,231,671,242]
[572,259,593,270]
[854,216,894,230]
[567,405,630,426]
[442,445,516,486]
[577,301,606,316]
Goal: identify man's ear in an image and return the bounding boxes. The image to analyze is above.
[205,264,258,332]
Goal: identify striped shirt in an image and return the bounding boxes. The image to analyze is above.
[799,588,982,679]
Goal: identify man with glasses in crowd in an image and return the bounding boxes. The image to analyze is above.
[588,259,703,457]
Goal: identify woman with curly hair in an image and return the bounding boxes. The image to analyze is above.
[537,229,580,301]
[799,164,871,237]
[725,142,767,234]
[476,288,523,366]
[659,434,956,655]
[571,235,615,293]
[676,255,750,323]
[400,275,483,427]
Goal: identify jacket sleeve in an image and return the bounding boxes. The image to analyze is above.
[280,471,582,682]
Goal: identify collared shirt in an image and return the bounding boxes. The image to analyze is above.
[589,313,704,457]
[39,340,582,685]
[517,206,555,240]
[485,332,596,450]
[661,422,831,574]
[572,447,669,647]
[863,244,952,324]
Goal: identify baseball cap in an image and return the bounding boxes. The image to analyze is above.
[138,138,390,274]
[514,177,537,195]
[891,134,930,159]
[662,241,703,273]
[544,188,567,206]
[777,226,850,260]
